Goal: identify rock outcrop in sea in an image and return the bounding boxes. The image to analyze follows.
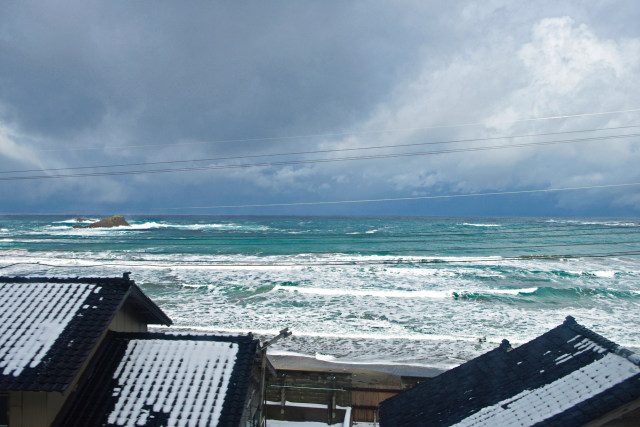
[72,215,130,229]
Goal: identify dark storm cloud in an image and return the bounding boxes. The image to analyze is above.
[0,1,639,215]
[1,1,442,143]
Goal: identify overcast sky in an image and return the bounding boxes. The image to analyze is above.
[1,1,639,216]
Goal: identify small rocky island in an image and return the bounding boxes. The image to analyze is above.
[72,215,131,229]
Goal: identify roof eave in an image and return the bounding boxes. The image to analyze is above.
[125,283,173,326]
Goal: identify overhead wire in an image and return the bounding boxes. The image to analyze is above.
[1,132,639,181]
[158,182,640,210]
[2,125,638,175]
[25,107,640,152]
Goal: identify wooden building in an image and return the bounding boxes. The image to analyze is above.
[0,274,265,427]
[379,316,640,426]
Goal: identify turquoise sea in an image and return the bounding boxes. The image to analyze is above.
[1,215,639,369]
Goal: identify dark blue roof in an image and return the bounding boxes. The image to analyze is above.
[379,316,640,427]
[57,332,260,427]
[0,275,171,392]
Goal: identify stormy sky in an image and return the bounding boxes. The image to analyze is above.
[1,1,639,216]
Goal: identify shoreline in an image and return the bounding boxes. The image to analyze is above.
[268,353,444,378]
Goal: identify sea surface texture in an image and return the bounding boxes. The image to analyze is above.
[1,215,639,369]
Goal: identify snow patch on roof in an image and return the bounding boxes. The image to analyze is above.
[0,282,96,376]
[554,336,607,365]
[107,339,239,427]
[452,353,640,427]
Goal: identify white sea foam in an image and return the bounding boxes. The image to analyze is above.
[591,270,617,278]
[53,218,100,224]
[461,223,502,227]
[545,219,638,227]
[168,325,487,344]
[275,285,452,299]
[273,285,539,299]
[315,352,336,362]
[41,220,271,234]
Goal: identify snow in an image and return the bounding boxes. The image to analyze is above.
[452,353,640,427]
[107,339,239,427]
[554,336,607,365]
[0,282,96,376]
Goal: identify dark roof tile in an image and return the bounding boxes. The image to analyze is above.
[380,316,640,427]
[0,275,171,392]
[58,332,259,427]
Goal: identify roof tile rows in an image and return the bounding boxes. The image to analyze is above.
[379,316,640,427]
[59,332,259,427]
[0,276,169,392]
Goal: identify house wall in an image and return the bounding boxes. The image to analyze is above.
[7,300,149,426]
[7,391,64,427]
[108,301,148,332]
[595,397,640,426]
[239,361,263,427]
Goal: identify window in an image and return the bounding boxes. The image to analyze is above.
[0,394,8,427]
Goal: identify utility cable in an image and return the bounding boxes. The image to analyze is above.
[1,132,638,181]
[159,182,640,210]
[27,107,640,152]
[3,125,638,175]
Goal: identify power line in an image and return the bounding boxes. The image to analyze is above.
[159,182,640,210]
[1,132,638,181]
[3,125,638,175]
[28,107,640,152]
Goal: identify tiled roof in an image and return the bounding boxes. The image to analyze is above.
[0,275,171,392]
[58,332,260,427]
[379,316,640,427]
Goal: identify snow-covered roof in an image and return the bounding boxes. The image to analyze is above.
[0,276,171,392]
[58,332,260,427]
[379,316,640,427]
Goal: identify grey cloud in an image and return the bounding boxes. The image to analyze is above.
[0,1,639,215]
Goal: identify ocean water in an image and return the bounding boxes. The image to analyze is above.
[1,215,639,370]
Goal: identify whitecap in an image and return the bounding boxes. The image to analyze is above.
[315,352,336,362]
[53,218,99,224]
[461,223,501,227]
[590,270,617,278]
[274,285,451,299]
[273,285,539,299]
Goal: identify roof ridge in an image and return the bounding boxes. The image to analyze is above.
[563,315,640,366]
[0,274,132,286]
[112,331,257,343]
